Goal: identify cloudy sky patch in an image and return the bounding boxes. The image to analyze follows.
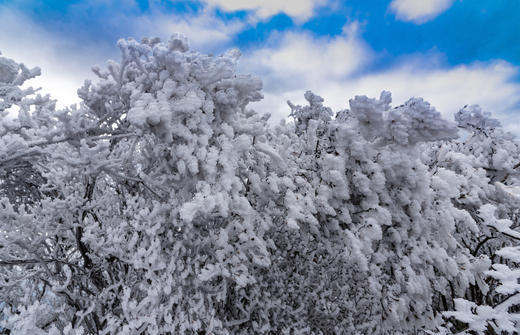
[389,0,455,23]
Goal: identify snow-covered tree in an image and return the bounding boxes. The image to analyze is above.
[427,106,520,334]
[0,35,519,334]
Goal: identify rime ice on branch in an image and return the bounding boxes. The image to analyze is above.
[0,35,519,334]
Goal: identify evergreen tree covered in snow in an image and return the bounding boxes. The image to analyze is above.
[0,35,519,334]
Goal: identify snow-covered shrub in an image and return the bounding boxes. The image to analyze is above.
[427,106,520,334]
[0,35,518,334]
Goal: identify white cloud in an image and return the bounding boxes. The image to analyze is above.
[389,0,454,24]
[241,28,520,135]
[0,8,110,108]
[55,1,243,52]
[240,22,371,91]
[202,0,327,22]
[131,8,244,52]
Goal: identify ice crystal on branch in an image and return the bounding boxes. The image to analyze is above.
[0,35,519,335]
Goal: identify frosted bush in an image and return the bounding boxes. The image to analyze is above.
[0,35,519,334]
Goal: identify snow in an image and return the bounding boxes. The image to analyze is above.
[0,34,519,334]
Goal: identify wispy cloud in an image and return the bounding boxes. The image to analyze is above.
[240,22,371,91]
[202,0,327,22]
[128,7,245,52]
[389,0,454,24]
[0,7,111,108]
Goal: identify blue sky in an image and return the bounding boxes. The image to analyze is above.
[1,0,520,132]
